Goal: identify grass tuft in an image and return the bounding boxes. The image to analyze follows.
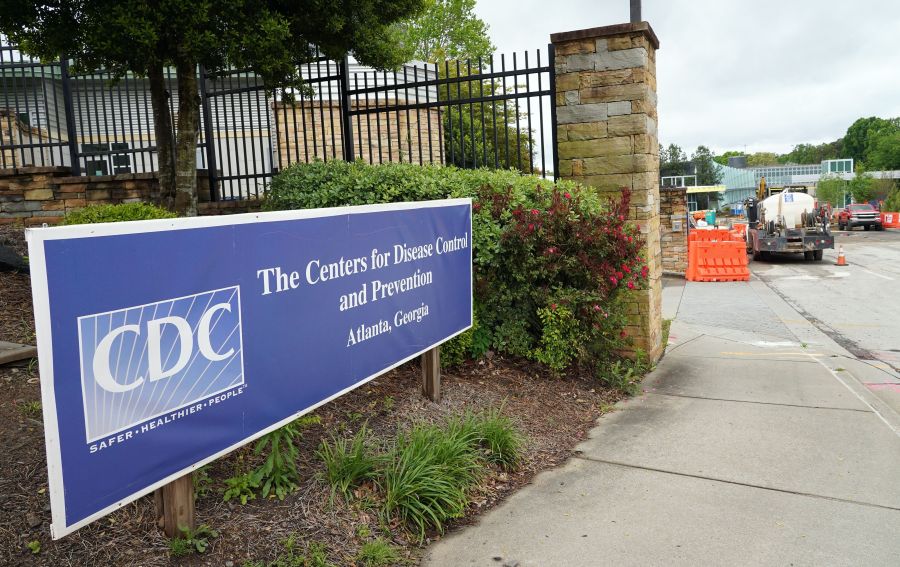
[317,425,380,500]
[356,538,404,566]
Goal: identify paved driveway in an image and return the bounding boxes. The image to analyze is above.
[751,229,900,412]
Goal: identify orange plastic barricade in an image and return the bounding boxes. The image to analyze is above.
[687,229,750,282]
[882,212,900,229]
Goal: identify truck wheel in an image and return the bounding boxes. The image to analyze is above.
[804,251,814,260]
[813,250,823,261]
[753,250,767,261]
[864,224,871,231]
[838,221,845,230]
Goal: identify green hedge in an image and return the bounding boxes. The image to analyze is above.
[63,202,176,225]
[266,162,646,376]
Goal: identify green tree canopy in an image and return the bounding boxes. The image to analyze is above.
[692,145,723,185]
[712,150,743,166]
[0,0,424,213]
[849,166,875,203]
[816,174,846,207]
[867,130,900,170]
[660,143,690,177]
[746,152,780,167]
[400,0,495,63]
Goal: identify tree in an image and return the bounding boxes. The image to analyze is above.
[867,130,900,170]
[843,116,900,166]
[0,0,424,214]
[746,152,779,167]
[400,0,495,63]
[779,141,841,165]
[712,150,742,166]
[692,145,722,185]
[848,166,875,203]
[660,143,690,177]
[816,174,846,207]
[438,65,533,173]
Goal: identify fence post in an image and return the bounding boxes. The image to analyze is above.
[421,347,440,402]
[551,22,663,362]
[154,472,195,538]
[59,57,81,176]
[547,43,559,180]
[339,56,355,162]
[198,66,219,201]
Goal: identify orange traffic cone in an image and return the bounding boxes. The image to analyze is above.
[835,245,848,266]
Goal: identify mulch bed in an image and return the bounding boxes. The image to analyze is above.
[0,224,623,566]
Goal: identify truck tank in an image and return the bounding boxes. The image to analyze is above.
[759,191,816,229]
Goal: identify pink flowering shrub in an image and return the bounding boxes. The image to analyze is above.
[477,184,646,372]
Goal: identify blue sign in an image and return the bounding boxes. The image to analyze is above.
[27,200,472,538]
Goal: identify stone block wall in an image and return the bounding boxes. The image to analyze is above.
[275,101,443,167]
[552,22,663,361]
[0,167,215,226]
[660,187,688,275]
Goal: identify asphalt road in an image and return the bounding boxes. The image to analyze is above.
[751,227,900,411]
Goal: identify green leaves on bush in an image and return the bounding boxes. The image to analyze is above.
[316,408,521,541]
[63,202,176,225]
[266,161,644,376]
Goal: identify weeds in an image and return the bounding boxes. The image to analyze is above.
[193,465,212,500]
[249,535,335,567]
[596,350,654,395]
[18,400,42,418]
[168,524,218,557]
[356,538,403,566]
[27,540,40,555]
[253,423,301,500]
[223,471,259,505]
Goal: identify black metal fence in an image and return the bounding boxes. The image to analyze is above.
[1,39,556,201]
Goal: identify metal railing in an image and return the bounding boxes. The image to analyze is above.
[1,40,556,201]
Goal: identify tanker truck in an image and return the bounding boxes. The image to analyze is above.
[744,189,834,261]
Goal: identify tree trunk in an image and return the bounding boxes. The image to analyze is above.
[148,63,176,209]
[174,58,199,216]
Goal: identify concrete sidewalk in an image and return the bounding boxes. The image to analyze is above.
[423,278,900,566]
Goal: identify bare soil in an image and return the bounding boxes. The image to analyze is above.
[0,225,623,566]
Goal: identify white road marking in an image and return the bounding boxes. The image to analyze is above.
[859,268,894,281]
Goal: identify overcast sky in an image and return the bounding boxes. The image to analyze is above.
[474,0,900,156]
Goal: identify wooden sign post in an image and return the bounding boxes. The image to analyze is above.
[421,346,441,402]
[154,473,195,538]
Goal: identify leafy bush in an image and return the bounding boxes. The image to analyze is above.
[63,202,176,225]
[266,162,645,374]
[884,187,900,212]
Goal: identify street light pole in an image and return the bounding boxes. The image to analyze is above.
[630,0,641,23]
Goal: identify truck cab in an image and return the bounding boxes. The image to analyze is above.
[837,204,883,231]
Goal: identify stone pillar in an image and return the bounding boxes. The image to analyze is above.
[551,22,663,361]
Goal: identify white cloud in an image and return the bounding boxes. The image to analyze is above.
[475,0,900,156]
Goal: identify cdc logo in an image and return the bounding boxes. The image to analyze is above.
[77,286,244,443]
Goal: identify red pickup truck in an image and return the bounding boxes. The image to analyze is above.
[837,204,883,231]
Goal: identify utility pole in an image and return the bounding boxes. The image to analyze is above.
[630,0,641,23]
